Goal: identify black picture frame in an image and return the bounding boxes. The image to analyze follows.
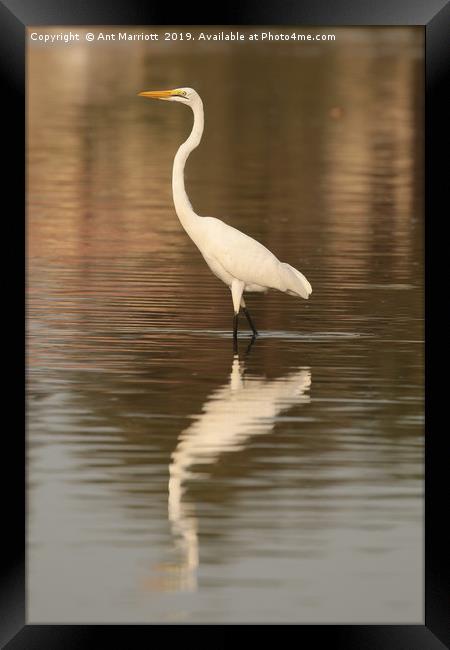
[2,0,448,646]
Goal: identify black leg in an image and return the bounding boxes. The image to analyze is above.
[233,313,239,353]
[243,307,258,336]
[245,334,257,356]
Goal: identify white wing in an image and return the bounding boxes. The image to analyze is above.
[197,217,312,299]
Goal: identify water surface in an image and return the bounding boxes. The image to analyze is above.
[27,27,424,623]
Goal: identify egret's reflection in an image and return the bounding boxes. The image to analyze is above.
[166,352,312,591]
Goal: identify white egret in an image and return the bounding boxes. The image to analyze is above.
[138,87,312,341]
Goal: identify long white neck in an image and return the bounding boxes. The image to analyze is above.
[172,97,204,236]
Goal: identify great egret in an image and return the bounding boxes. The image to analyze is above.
[138,87,312,341]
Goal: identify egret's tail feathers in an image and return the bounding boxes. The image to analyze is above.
[279,263,312,299]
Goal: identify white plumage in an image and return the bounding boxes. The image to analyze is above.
[138,86,312,339]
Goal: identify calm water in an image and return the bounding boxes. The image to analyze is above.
[27,28,424,623]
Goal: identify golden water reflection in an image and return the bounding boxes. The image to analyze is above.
[166,354,311,592]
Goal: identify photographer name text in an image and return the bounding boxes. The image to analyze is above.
[30,30,336,44]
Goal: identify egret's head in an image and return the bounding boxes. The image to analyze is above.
[138,87,198,106]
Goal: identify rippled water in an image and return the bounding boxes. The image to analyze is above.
[27,27,424,623]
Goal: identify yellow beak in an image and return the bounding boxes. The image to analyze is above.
[138,89,177,100]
